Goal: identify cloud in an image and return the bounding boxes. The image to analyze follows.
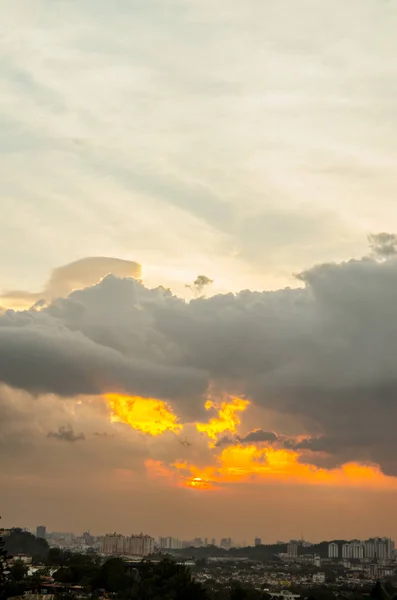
[47,425,85,443]
[216,430,277,448]
[186,275,214,298]
[0,257,142,309]
[2,240,397,476]
[368,233,397,258]
[241,430,278,444]
[0,282,208,420]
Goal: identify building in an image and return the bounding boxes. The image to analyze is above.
[313,556,321,567]
[328,543,339,559]
[364,537,394,560]
[350,542,364,560]
[159,537,182,550]
[287,543,298,559]
[370,564,379,578]
[255,538,262,547]
[342,543,350,559]
[220,538,232,550]
[36,526,46,539]
[312,573,326,585]
[101,533,154,557]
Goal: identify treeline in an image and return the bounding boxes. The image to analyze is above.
[175,541,352,561]
[3,529,49,561]
[2,552,271,600]
[174,544,287,561]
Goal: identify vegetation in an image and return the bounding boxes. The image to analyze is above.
[3,528,49,562]
[0,532,396,600]
[0,521,11,600]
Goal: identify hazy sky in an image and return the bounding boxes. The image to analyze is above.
[2,0,397,543]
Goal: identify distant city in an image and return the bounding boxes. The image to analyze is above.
[2,525,397,595]
[12,525,397,573]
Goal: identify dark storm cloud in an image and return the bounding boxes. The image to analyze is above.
[242,430,278,444]
[0,297,208,420]
[47,425,85,443]
[2,239,397,474]
[216,430,277,448]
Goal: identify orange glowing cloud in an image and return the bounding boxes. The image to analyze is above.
[105,394,182,436]
[173,444,397,491]
[106,392,397,493]
[196,396,249,444]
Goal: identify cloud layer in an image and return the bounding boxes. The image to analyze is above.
[2,240,397,479]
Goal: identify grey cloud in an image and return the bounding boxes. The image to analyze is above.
[2,240,397,474]
[186,275,214,298]
[215,435,236,448]
[47,425,85,443]
[284,436,338,453]
[0,294,208,421]
[368,233,397,258]
[216,431,277,448]
[241,430,278,444]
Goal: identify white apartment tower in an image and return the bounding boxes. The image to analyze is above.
[328,543,339,559]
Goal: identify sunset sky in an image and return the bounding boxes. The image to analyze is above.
[2,0,397,543]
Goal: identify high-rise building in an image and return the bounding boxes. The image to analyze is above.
[287,543,298,559]
[159,537,182,550]
[255,538,262,547]
[220,538,232,550]
[36,526,46,539]
[83,532,94,546]
[100,534,154,557]
[328,543,339,559]
[350,542,364,560]
[342,543,350,559]
[364,537,394,560]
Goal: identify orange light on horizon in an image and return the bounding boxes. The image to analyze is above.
[106,394,182,436]
[173,443,397,491]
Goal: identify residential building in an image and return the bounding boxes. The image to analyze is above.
[159,537,182,550]
[255,538,262,547]
[342,543,350,559]
[328,543,339,559]
[287,543,298,559]
[312,573,326,584]
[350,542,364,560]
[100,533,154,557]
[36,526,46,539]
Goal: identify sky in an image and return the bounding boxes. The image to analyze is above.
[1,0,397,543]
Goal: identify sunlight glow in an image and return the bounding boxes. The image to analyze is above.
[196,396,249,444]
[106,394,182,436]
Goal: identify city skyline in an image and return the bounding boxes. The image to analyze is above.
[2,0,397,541]
[6,525,397,552]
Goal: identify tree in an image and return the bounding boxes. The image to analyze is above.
[9,559,28,582]
[0,518,11,600]
[4,529,48,561]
